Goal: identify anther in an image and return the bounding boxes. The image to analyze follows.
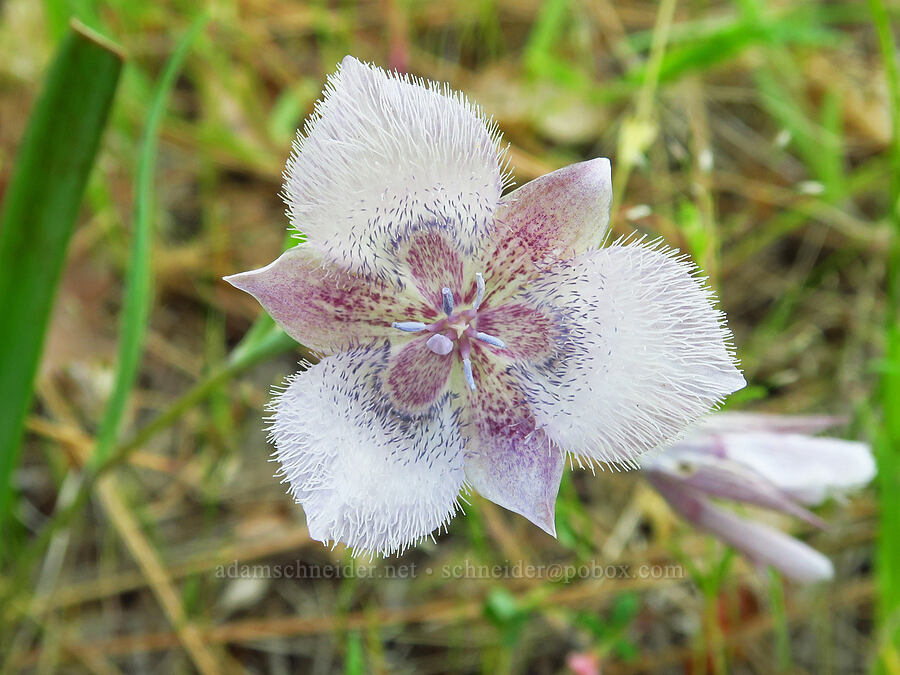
[441,287,454,316]
[474,331,506,349]
[462,357,476,391]
[473,273,485,310]
[392,321,427,332]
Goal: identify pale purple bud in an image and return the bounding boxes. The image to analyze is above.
[646,452,825,528]
[649,473,834,583]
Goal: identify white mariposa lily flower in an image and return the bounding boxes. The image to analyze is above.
[643,413,875,583]
[226,56,745,556]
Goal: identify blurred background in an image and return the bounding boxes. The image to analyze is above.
[0,0,896,672]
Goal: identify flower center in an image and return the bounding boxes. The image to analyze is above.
[390,273,506,391]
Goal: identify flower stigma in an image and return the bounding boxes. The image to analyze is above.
[390,272,506,391]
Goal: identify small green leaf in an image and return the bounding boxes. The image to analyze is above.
[484,587,530,647]
[485,587,520,622]
[610,592,639,626]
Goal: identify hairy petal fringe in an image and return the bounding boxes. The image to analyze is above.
[268,344,467,557]
[283,56,509,280]
[517,238,745,468]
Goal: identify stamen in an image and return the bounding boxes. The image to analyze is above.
[473,273,485,310]
[441,287,454,316]
[462,357,476,391]
[392,321,427,332]
[426,333,454,356]
[474,331,506,349]
[393,275,508,392]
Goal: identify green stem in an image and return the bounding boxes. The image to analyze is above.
[610,0,677,226]
[91,13,209,467]
[767,567,792,672]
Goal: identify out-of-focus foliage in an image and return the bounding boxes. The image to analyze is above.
[0,0,893,672]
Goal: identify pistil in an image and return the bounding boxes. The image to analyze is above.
[426,333,454,355]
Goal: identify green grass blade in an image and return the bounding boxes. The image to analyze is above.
[343,631,365,675]
[91,14,208,467]
[42,0,103,41]
[767,568,792,671]
[0,20,123,550]
[869,0,900,668]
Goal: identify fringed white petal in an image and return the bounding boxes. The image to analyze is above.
[517,240,745,469]
[283,56,508,279]
[269,345,467,557]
